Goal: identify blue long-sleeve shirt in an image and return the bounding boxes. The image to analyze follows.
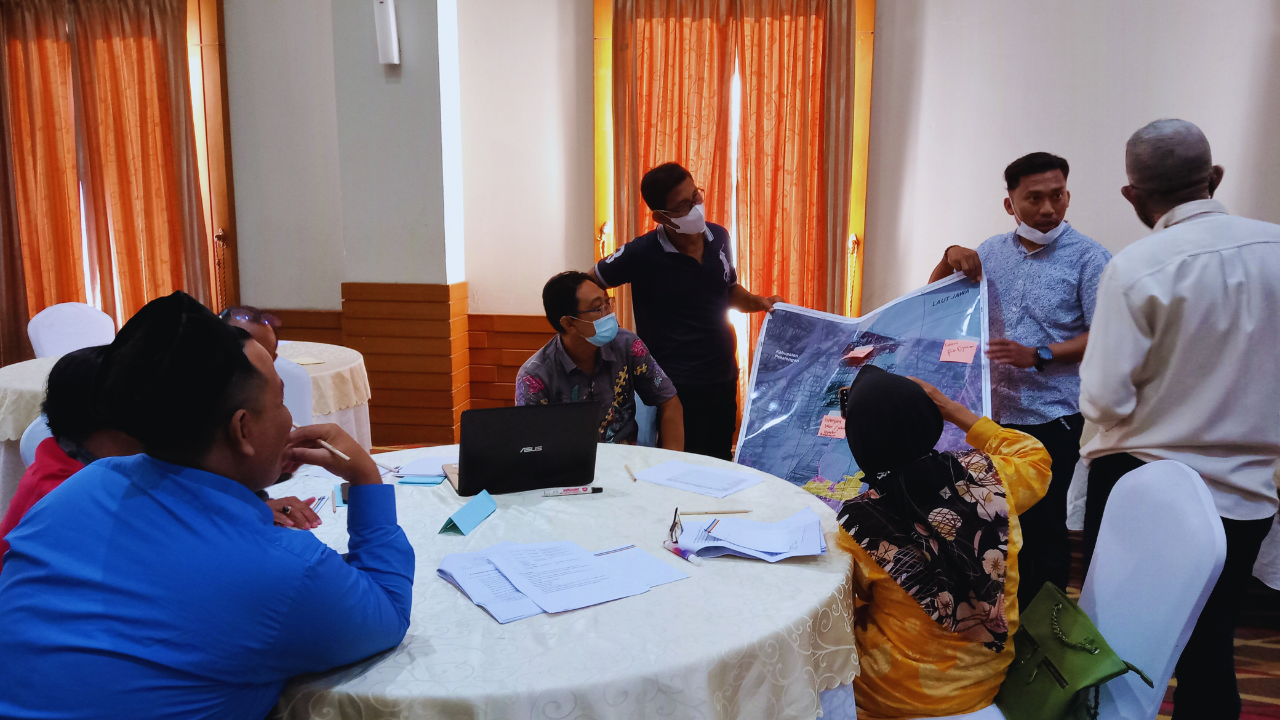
[0,455,415,719]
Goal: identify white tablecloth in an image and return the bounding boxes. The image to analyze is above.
[0,356,59,514]
[277,341,373,451]
[268,444,859,720]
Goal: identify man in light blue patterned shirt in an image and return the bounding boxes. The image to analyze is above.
[929,152,1111,609]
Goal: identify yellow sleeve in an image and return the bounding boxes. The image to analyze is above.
[965,417,1053,516]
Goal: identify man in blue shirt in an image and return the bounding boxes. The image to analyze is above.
[592,162,781,460]
[929,152,1111,608]
[0,292,415,719]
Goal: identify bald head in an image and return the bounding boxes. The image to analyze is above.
[1125,119,1214,194]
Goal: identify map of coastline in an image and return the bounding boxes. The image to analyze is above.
[735,275,991,508]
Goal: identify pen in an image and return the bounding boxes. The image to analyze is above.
[331,489,336,513]
[292,423,399,475]
[679,510,751,515]
[663,541,702,566]
[543,486,604,497]
[624,464,638,482]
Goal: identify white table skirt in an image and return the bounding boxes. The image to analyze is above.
[268,444,859,720]
[312,403,372,452]
[0,439,26,514]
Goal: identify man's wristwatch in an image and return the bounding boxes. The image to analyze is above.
[1033,346,1053,371]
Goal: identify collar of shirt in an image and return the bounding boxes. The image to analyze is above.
[1015,221,1071,256]
[655,224,713,253]
[130,454,275,525]
[551,333,616,376]
[1155,198,1229,230]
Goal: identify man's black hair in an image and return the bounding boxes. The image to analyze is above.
[95,291,266,465]
[42,345,110,446]
[1004,152,1070,191]
[640,162,692,212]
[542,271,592,334]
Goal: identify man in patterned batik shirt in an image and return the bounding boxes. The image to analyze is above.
[517,271,685,449]
[928,152,1112,610]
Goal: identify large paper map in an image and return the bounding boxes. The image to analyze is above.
[735,275,991,509]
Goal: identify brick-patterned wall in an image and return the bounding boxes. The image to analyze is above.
[266,288,553,447]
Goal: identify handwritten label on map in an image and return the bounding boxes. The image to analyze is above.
[817,415,847,439]
[940,339,978,364]
[843,346,874,361]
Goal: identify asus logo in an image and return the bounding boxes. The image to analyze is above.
[519,446,543,453]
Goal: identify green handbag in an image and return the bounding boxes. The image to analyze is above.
[995,582,1155,720]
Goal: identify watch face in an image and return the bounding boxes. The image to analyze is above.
[1037,346,1053,361]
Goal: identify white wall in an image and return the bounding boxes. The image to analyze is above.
[864,0,1280,310]
[223,0,345,310]
[457,0,594,315]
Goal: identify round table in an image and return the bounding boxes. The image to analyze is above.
[269,444,860,720]
[0,356,59,513]
[276,341,373,450]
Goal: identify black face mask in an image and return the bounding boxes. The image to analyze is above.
[843,365,943,476]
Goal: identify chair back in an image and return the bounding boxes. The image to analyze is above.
[634,392,657,447]
[905,703,1006,720]
[275,357,314,427]
[1078,460,1226,720]
[27,303,115,358]
[20,415,53,467]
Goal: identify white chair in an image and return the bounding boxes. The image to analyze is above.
[1077,460,1226,720]
[909,708,1006,720]
[275,356,314,428]
[19,415,53,467]
[27,302,115,358]
[634,392,657,447]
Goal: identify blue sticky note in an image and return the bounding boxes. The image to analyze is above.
[397,475,445,486]
[440,490,496,535]
[333,484,347,508]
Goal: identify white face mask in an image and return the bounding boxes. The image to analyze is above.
[664,202,707,235]
[1010,201,1067,245]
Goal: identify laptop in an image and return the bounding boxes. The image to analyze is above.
[451,403,600,496]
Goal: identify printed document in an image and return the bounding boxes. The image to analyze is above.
[486,541,650,613]
[636,460,765,498]
[437,542,543,624]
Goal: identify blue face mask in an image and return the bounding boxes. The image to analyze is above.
[581,313,619,347]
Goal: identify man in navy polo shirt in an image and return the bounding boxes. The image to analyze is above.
[592,162,781,460]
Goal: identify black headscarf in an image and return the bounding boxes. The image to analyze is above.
[839,365,1011,651]
[94,291,256,461]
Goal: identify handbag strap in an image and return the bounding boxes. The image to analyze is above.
[1051,603,1100,655]
[1125,661,1156,688]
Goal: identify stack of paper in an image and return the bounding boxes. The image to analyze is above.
[678,508,826,563]
[636,460,765,498]
[395,454,458,485]
[437,541,688,623]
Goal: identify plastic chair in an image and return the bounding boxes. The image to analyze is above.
[275,357,314,428]
[906,704,1006,720]
[27,303,115,358]
[19,415,53,467]
[1077,460,1226,720]
[634,392,657,448]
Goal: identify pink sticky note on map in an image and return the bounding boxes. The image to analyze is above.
[818,415,846,439]
[940,339,979,364]
[843,345,874,360]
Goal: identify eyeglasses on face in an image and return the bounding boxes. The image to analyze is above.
[661,188,705,219]
[219,307,282,328]
[575,296,614,317]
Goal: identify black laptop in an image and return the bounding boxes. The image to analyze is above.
[453,403,600,496]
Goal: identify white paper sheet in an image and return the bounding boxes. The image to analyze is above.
[635,460,765,498]
[679,508,825,563]
[437,542,543,624]
[398,454,459,477]
[486,541,650,614]
[703,517,793,553]
[594,545,689,588]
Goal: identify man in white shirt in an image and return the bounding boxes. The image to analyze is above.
[1080,119,1280,720]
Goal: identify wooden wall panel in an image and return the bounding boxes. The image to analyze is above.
[467,314,554,409]
[343,282,470,446]
[264,309,343,345]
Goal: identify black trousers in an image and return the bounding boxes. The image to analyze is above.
[1085,452,1274,720]
[1004,413,1083,609]
[673,380,738,461]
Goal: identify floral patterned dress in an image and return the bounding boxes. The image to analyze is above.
[835,417,1052,719]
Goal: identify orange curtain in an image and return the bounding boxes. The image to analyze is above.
[1,0,85,320]
[613,0,737,328]
[735,0,828,356]
[71,0,208,321]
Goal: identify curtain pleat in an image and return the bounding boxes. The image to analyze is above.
[823,0,856,315]
[735,0,828,359]
[1,0,85,321]
[613,0,737,329]
[0,11,32,365]
[71,0,208,322]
